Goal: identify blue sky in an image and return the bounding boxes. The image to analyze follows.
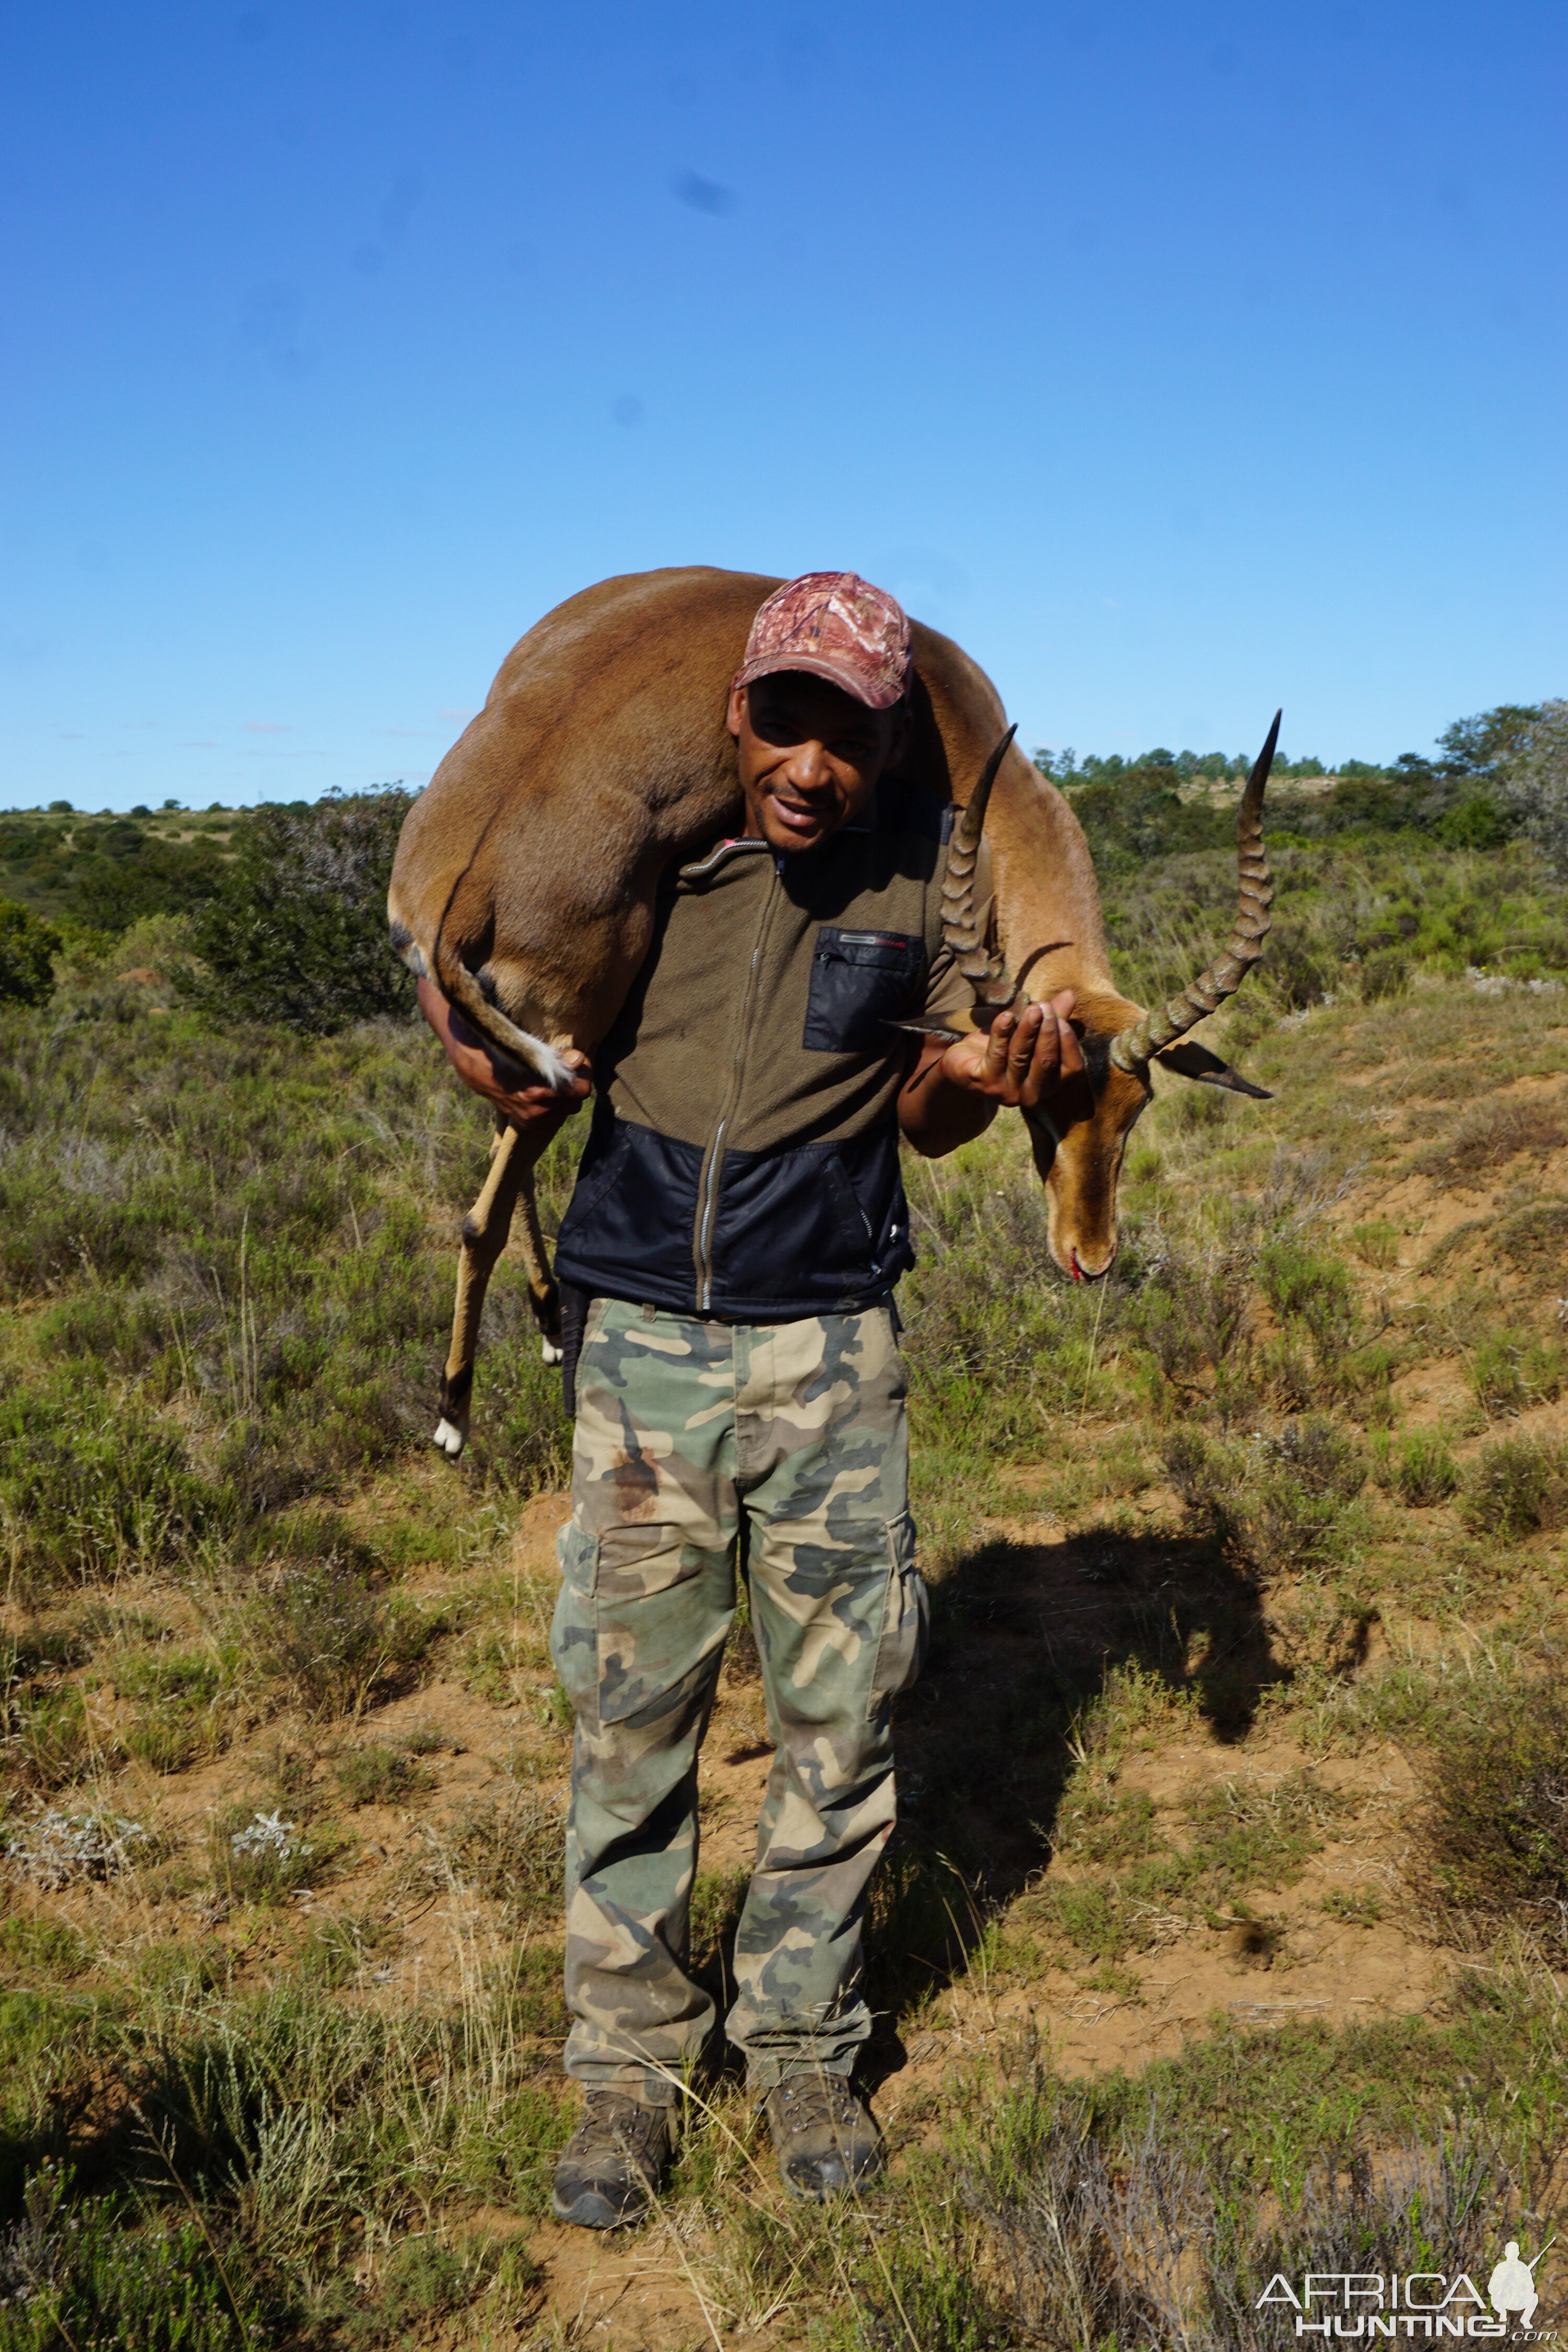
[3,0,1564,812]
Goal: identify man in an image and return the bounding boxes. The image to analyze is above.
[419,572,1083,2224]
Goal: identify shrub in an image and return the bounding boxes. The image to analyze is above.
[1499,698,1568,874]
[0,898,60,1007]
[68,834,227,931]
[1131,1230,1257,1393]
[3,1683,105,1792]
[1350,1219,1401,1269]
[1388,1429,1460,1508]
[210,1804,332,1905]
[1468,1331,1564,1416]
[115,1656,225,1778]
[1270,1415,1367,1501]
[1462,1437,1568,1538]
[1432,795,1507,851]
[0,2164,263,2350]
[333,2232,531,2347]
[1359,946,1409,999]
[335,1739,435,1807]
[1417,1676,1568,1938]
[1260,919,1339,1010]
[0,1377,225,1593]
[248,1555,436,1718]
[1495,1200,1568,1276]
[0,1915,90,1978]
[1426,1099,1567,1182]
[119,1652,225,1776]
[441,1780,563,1919]
[5,1808,152,1889]
[182,788,415,1032]
[1257,1236,1355,1363]
[1163,1422,1371,1677]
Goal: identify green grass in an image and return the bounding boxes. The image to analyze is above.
[0,995,577,1604]
[333,1739,435,1809]
[1,813,1566,2342]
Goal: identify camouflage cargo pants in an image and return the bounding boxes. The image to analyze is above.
[549,1297,927,2100]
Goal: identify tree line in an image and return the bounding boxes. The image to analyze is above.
[1048,700,1567,871]
[1,698,1564,1016]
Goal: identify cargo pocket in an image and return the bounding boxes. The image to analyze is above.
[803,928,925,1053]
[594,1522,721,1726]
[868,1512,929,1715]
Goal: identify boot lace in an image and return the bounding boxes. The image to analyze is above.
[578,2090,669,2164]
[771,2077,862,2134]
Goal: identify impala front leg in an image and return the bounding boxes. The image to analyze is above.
[436,1119,534,1458]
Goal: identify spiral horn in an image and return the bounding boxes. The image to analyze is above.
[940,724,1019,1011]
[1109,712,1278,1075]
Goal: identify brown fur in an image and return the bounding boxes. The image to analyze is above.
[389,568,1247,1392]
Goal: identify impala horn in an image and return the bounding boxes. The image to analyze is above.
[1109,712,1279,1077]
[940,724,1019,1014]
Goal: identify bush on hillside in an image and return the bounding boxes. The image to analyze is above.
[182,788,415,1032]
[70,832,227,930]
[1419,1675,1568,1941]
[1053,704,1555,864]
[1438,702,1544,782]
[1500,699,1568,874]
[1061,762,1232,869]
[0,897,61,1006]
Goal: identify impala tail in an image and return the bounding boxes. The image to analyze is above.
[387,902,579,1094]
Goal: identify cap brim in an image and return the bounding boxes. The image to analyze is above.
[734,653,907,712]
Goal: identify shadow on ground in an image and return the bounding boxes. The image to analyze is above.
[690,1520,1295,2090]
[862,1521,1292,2073]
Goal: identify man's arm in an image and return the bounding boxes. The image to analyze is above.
[417,976,592,1134]
[897,993,1085,1157]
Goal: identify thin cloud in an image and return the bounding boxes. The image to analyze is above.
[438,706,477,721]
[671,169,735,215]
[243,719,293,734]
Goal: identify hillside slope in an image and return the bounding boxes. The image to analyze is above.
[2,838,1567,2346]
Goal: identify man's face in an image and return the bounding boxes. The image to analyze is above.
[727,671,907,853]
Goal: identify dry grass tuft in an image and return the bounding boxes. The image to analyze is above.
[1421,1093,1567,1182]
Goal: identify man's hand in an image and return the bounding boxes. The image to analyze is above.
[417,976,592,1133]
[897,990,1083,1156]
[937,990,1085,1105]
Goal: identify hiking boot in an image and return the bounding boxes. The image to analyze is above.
[764,2077,883,2199]
[550,2090,673,2229]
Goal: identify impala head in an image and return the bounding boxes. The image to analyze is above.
[948,714,1279,1282]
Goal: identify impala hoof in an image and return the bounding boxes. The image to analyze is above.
[541,1339,564,1366]
[433,1417,468,1458]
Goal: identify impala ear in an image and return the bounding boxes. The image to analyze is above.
[1154,1040,1273,1100]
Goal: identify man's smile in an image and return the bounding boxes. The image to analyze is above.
[768,791,832,835]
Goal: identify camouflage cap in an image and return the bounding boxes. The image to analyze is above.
[734,572,912,711]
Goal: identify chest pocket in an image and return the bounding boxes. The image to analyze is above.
[803,927,926,1054]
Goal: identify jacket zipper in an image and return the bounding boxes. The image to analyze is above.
[695,854,783,1310]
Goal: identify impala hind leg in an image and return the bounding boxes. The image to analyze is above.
[436,1120,534,1458]
[513,1169,563,1366]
